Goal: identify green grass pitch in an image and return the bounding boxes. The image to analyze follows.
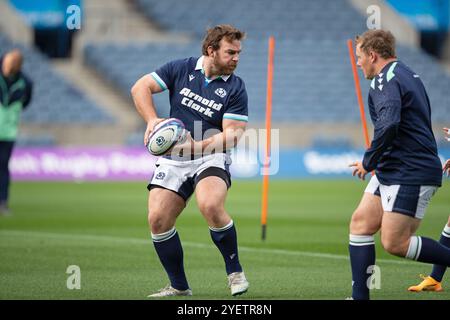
[0,180,449,300]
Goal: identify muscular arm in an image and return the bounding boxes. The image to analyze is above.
[175,119,247,156]
[130,74,164,145]
[198,119,247,154]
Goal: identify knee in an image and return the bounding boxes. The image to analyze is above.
[381,234,408,257]
[198,201,226,225]
[199,201,222,217]
[349,210,379,235]
[148,210,171,234]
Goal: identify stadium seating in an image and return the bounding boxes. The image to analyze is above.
[15,133,57,147]
[84,40,450,124]
[129,0,449,121]
[135,0,367,40]
[0,33,115,124]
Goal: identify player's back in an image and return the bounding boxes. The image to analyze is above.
[369,61,442,186]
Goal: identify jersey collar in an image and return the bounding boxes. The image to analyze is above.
[377,60,398,78]
[195,56,231,82]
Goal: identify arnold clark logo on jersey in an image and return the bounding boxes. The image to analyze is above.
[179,88,223,118]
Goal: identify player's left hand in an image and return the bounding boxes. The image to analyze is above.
[171,131,201,156]
[349,161,368,180]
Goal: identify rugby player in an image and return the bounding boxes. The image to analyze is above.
[348,30,449,300]
[131,24,249,297]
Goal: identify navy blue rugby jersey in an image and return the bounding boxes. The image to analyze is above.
[362,60,442,186]
[150,56,248,140]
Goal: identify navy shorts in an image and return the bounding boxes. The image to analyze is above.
[365,175,439,219]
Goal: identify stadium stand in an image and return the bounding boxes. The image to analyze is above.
[81,0,450,129]
[135,0,366,40]
[84,40,450,124]
[15,133,57,147]
[81,0,450,145]
[0,33,115,124]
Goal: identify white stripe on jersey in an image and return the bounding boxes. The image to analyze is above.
[150,72,168,91]
[223,113,248,122]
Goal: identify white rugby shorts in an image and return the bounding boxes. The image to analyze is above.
[147,153,231,201]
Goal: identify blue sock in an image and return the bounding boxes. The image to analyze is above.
[349,234,376,300]
[430,225,450,282]
[406,235,450,268]
[210,220,242,275]
[152,228,189,290]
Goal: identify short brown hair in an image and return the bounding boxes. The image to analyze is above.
[356,30,396,59]
[202,24,246,56]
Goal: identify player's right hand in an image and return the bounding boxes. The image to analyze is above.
[444,127,450,141]
[444,159,450,177]
[144,118,165,146]
[349,161,368,181]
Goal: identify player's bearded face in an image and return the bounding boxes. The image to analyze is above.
[356,45,376,80]
[212,39,241,75]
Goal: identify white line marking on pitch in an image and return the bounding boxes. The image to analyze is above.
[0,229,410,265]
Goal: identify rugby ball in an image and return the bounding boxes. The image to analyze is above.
[146,118,186,156]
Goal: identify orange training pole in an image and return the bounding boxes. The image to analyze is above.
[347,39,371,149]
[261,36,274,241]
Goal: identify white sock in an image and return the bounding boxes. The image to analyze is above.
[405,236,422,260]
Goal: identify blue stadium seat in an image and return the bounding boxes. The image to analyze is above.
[16,133,57,147]
[135,0,366,40]
[84,39,450,124]
[82,0,450,124]
[0,33,115,125]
